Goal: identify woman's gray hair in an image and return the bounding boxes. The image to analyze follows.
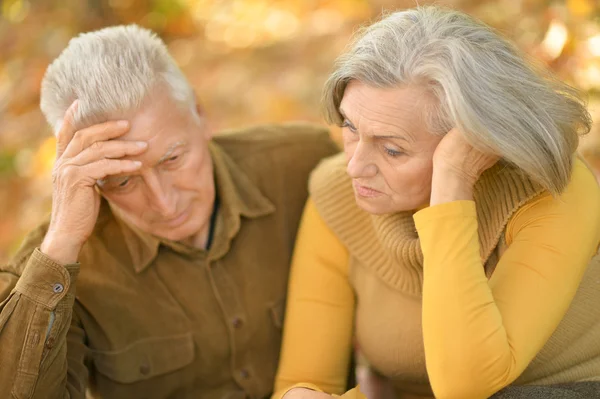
[40,24,196,133]
[323,6,592,195]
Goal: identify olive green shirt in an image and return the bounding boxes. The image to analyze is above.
[0,123,339,399]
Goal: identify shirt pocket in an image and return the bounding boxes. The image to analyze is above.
[91,332,194,384]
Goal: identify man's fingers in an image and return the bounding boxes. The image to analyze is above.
[80,158,143,181]
[61,120,130,160]
[70,140,147,166]
[55,100,79,159]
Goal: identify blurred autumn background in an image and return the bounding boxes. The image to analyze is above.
[1,0,600,263]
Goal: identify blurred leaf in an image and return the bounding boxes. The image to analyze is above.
[152,0,186,17]
[0,152,16,176]
[2,0,600,262]
[567,0,594,18]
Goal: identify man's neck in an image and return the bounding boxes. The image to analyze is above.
[185,194,220,250]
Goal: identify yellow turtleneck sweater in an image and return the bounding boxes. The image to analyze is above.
[273,156,600,399]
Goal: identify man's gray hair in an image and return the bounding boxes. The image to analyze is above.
[40,24,195,133]
[323,6,592,195]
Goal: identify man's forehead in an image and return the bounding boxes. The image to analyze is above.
[119,96,193,141]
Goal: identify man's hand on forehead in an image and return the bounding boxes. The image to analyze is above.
[41,100,149,264]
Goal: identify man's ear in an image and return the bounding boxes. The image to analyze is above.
[192,92,212,140]
[193,92,203,117]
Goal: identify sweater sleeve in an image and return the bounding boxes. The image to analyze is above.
[414,160,600,399]
[272,198,361,398]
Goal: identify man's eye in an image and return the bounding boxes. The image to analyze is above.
[98,176,132,192]
[165,155,180,164]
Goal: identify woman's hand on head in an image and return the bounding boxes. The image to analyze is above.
[430,128,499,206]
[432,127,499,183]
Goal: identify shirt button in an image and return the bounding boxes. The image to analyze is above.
[52,283,64,294]
[232,317,243,329]
[45,337,55,349]
[140,362,151,376]
[239,369,250,379]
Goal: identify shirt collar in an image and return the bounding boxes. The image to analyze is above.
[112,141,275,273]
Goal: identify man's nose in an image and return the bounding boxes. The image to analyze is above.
[146,174,178,218]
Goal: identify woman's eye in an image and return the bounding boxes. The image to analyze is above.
[118,178,130,188]
[385,147,403,157]
[341,119,357,133]
[166,155,179,163]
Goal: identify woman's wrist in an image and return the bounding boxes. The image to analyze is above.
[430,166,475,206]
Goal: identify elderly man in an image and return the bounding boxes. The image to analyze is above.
[0,25,338,399]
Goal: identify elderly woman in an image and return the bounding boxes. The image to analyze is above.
[273,6,600,399]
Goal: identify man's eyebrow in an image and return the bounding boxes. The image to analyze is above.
[156,141,187,165]
[95,141,189,187]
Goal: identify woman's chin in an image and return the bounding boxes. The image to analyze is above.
[354,195,391,215]
[354,195,426,215]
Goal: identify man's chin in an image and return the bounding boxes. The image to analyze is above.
[152,222,194,242]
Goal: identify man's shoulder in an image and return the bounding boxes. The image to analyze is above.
[3,219,50,275]
[213,122,340,210]
[3,203,127,276]
[213,122,338,163]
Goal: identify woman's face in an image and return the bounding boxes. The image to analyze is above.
[340,81,443,214]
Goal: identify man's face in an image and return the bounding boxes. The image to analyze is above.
[98,94,215,247]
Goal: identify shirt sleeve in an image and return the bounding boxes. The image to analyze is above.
[273,198,362,398]
[0,225,89,398]
[414,160,600,399]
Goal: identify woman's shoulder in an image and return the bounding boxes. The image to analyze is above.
[518,157,599,213]
[507,157,600,241]
[568,157,600,200]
